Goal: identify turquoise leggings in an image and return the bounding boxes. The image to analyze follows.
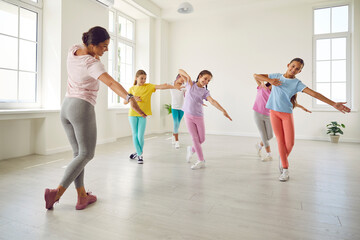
[129,116,147,156]
[172,109,184,134]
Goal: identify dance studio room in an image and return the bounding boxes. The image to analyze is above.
[0,0,359,239]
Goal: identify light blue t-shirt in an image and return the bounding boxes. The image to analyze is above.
[266,73,307,113]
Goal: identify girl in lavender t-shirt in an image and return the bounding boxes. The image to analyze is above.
[179,69,232,170]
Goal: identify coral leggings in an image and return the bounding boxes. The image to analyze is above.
[270,110,295,169]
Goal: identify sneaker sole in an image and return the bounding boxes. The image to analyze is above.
[279,177,289,182]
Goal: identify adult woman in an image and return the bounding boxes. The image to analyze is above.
[44,26,145,210]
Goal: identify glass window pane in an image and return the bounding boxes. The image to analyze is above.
[316,39,330,60]
[314,8,330,34]
[20,8,37,41]
[332,38,346,60]
[0,35,18,69]
[0,1,18,37]
[0,69,17,101]
[108,60,113,77]
[19,72,36,102]
[332,60,346,83]
[316,83,330,105]
[332,6,348,33]
[109,11,114,33]
[126,45,132,64]
[316,61,330,83]
[125,64,132,84]
[120,63,126,83]
[126,20,133,40]
[108,38,113,61]
[332,83,346,102]
[118,42,125,63]
[118,16,126,37]
[19,40,37,72]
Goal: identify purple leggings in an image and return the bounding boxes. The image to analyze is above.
[184,114,205,161]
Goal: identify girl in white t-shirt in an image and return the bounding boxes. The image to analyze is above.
[170,74,186,149]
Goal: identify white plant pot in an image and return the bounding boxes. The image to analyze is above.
[330,135,340,143]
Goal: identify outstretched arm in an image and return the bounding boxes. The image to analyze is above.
[302,87,351,113]
[295,103,312,113]
[155,83,183,90]
[253,74,281,86]
[206,96,232,121]
[99,73,146,117]
[179,69,193,86]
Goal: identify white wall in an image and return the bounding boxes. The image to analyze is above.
[166,0,360,142]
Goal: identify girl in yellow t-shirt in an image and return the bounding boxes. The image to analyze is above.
[124,70,182,164]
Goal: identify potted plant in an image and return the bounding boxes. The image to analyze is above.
[164,104,172,115]
[326,121,345,143]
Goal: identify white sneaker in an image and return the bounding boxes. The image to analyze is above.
[186,146,194,163]
[175,141,180,149]
[262,153,273,162]
[191,160,205,170]
[279,156,283,173]
[279,169,289,182]
[255,143,262,157]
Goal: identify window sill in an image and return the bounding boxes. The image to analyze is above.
[0,109,60,120]
[108,107,129,114]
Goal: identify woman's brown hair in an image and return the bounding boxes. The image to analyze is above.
[134,70,147,85]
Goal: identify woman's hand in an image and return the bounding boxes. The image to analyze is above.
[129,98,147,117]
[134,96,142,102]
[333,102,351,113]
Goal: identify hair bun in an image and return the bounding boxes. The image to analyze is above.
[82,32,89,45]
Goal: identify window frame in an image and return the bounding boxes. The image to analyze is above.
[312,3,352,110]
[0,0,42,109]
[108,9,136,109]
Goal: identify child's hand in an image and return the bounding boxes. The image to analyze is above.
[269,78,281,86]
[202,103,208,107]
[134,96,142,102]
[334,102,351,113]
[302,106,312,113]
[174,85,185,91]
[224,111,232,121]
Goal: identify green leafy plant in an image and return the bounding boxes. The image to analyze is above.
[326,121,345,136]
[164,104,172,114]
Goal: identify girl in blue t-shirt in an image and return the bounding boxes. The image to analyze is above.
[254,58,350,182]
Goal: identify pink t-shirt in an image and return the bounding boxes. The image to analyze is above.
[65,45,106,105]
[253,86,271,116]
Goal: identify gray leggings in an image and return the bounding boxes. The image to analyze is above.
[60,97,97,189]
[254,111,273,148]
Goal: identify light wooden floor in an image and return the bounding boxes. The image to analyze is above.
[0,133,359,240]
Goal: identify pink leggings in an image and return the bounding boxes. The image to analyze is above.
[184,114,205,161]
[270,110,295,169]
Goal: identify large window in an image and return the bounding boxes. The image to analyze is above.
[0,0,42,109]
[313,5,351,108]
[108,10,135,108]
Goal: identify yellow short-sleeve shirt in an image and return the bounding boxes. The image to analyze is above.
[128,83,156,116]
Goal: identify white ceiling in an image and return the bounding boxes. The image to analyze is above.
[148,0,329,21]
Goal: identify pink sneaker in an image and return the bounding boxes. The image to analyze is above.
[76,192,97,210]
[44,188,59,210]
